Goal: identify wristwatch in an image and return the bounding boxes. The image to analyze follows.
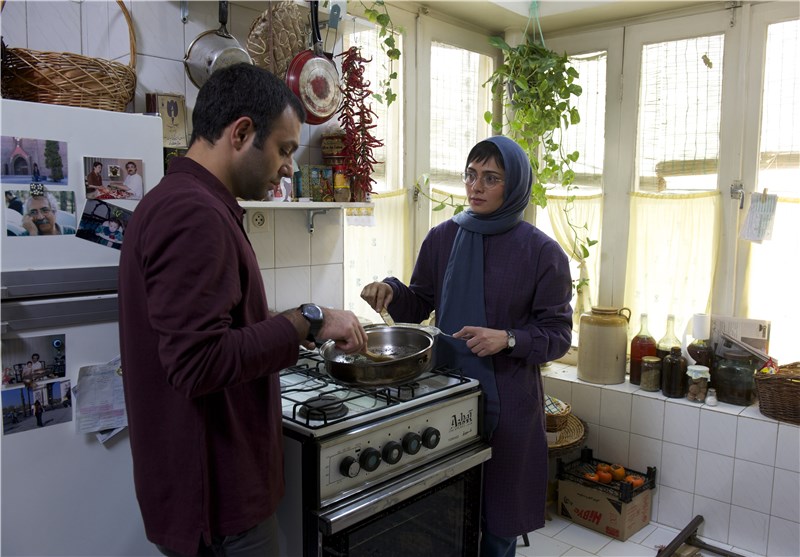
[503,330,516,354]
[299,303,324,342]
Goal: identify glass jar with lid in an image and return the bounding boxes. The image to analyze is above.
[713,349,757,406]
[686,364,710,403]
[640,356,662,392]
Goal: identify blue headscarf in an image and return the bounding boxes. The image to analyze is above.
[437,136,532,438]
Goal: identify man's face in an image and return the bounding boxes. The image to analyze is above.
[232,106,301,201]
[28,197,57,234]
[126,164,136,175]
[93,165,102,175]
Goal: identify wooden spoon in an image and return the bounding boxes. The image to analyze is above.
[379,308,395,326]
[361,347,394,362]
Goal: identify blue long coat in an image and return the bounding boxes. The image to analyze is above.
[385,218,573,537]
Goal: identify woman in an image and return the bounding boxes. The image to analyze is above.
[361,136,573,556]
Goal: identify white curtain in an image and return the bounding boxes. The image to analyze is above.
[429,187,467,228]
[343,190,411,322]
[623,191,720,338]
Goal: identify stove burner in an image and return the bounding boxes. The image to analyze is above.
[394,382,419,401]
[298,395,349,421]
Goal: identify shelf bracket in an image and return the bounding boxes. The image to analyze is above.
[307,209,329,234]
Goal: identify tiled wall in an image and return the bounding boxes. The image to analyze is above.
[1,0,343,311]
[543,364,800,557]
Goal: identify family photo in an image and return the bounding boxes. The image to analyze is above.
[83,156,144,201]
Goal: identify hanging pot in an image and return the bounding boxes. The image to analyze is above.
[284,0,341,125]
[184,1,253,89]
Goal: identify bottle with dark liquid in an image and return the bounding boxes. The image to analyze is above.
[662,346,688,397]
[687,313,714,370]
[630,313,657,385]
[656,314,681,361]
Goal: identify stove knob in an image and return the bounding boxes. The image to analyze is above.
[359,447,381,472]
[339,456,360,478]
[421,427,441,449]
[382,441,403,465]
[402,432,422,455]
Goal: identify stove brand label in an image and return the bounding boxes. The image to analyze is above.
[450,409,474,431]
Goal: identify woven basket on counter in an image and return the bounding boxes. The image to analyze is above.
[545,395,571,432]
[755,362,800,425]
[1,0,136,112]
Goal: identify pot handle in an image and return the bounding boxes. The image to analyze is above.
[619,307,631,322]
[217,1,232,37]
[310,0,324,56]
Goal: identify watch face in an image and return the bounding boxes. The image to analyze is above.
[507,331,516,348]
[302,304,323,322]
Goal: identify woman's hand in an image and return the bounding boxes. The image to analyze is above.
[360,282,393,313]
[455,326,510,357]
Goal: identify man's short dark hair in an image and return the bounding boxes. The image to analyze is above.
[189,64,306,149]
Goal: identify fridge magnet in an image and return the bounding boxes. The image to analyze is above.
[2,380,72,436]
[0,135,68,187]
[83,156,144,200]
[76,199,133,251]
[146,92,189,148]
[4,186,77,237]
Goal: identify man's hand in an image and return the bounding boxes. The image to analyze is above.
[318,308,367,354]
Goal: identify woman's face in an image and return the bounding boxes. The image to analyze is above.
[464,157,505,215]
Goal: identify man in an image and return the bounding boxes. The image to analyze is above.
[122,161,143,199]
[5,191,23,214]
[85,162,103,199]
[118,63,367,557]
[20,193,76,236]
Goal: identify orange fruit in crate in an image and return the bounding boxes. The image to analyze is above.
[610,464,626,481]
[596,470,613,484]
[596,463,611,473]
[625,474,645,488]
[584,472,599,482]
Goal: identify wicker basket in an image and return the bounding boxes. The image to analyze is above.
[755,362,800,425]
[1,0,136,112]
[545,395,572,432]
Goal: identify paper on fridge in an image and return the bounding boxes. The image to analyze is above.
[740,192,777,242]
[73,356,127,434]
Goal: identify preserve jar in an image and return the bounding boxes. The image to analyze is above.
[640,356,662,392]
[662,346,687,398]
[686,364,710,403]
[714,349,757,406]
[629,313,657,385]
[333,166,351,202]
[577,306,631,384]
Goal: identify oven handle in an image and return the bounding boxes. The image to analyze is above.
[315,442,491,535]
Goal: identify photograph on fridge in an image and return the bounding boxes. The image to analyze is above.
[0,135,68,187]
[1,334,67,387]
[83,156,144,200]
[4,184,77,237]
[2,380,72,436]
[76,199,132,251]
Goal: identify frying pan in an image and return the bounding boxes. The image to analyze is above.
[319,325,435,387]
[285,0,342,125]
[184,1,252,89]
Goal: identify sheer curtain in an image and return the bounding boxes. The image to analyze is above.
[623,191,720,337]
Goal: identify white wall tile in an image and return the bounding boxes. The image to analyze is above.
[775,424,800,473]
[628,434,661,477]
[584,422,599,455]
[660,442,697,492]
[699,408,738,457]
[543,376,572,405]
[728,505,770,555]
[692,494,731,545]
[663,400,700,448]
[130,0,186,59]
[767,516,800,557]
[651,487,660,523]
[736,416,778,466]
[600,389,632,431]
[732,459,774,514]
[247,210,276,269]
[259,269,276,311]
[695,450,734,503]
[82,0,112,60]
[0,0,27,49]
[597,426,630,466]
[134,56,186,114]
[274,210,311,267]
[310,210,343,265]
[571,382,601,425]
[771,468,800,523]
[310,264,344,309]
[28,1,81,53]
[631,394,665,440]
[274,266,310,311]
[658,486,694,530]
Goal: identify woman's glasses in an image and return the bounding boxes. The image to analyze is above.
[461,171,504,189]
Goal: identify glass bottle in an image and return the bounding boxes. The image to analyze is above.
[687,313,714,370]
[630,313,657,385]
[656,314,681,361]
[662,346,688,398]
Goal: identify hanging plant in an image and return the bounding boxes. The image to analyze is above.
[359,0,400,105]
[336,46,384,201]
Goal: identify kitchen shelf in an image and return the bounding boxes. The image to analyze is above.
[238,201,372,233]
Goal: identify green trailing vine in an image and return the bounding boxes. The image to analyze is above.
[359,0,400,105]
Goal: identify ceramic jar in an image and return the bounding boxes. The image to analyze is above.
[577,306,631,384]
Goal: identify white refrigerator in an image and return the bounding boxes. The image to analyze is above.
[1,99,164,556]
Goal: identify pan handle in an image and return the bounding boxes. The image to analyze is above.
[217,1,232,37]
[310,0,323,55]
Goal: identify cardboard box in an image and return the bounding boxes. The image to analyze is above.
[557,449,656,541]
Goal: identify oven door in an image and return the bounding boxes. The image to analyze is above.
[316,442,491,557]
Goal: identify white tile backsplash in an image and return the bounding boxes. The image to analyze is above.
[628,434,662,476]
[663,400,700,448]
[736,416,779,466]
[600,389,632,431]
[310,210,344,265]
[692,494,731,544]
[660,442,698,492]
[631,394,665,439]
[247,212,276,269]
[1,0,27,49]
[699,407,738,457]
[28,0,81,53]
[775,424,800,473]
[657,486,694,530]
[571,383,601,425]
[274,211,312,267]
[274,266,311,311]
[729,505,770,555]
[134,55,187,114]
[732,459,774,514]
[770,468,800,523]
[767,516,800,557]
[310,264,344,309]
[259,269,276,311]
[130,0,186,59]
[597,426,630,466]
[695,450,734,503]
[543,375,573,405]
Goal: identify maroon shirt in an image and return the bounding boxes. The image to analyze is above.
[119,157,299,554]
